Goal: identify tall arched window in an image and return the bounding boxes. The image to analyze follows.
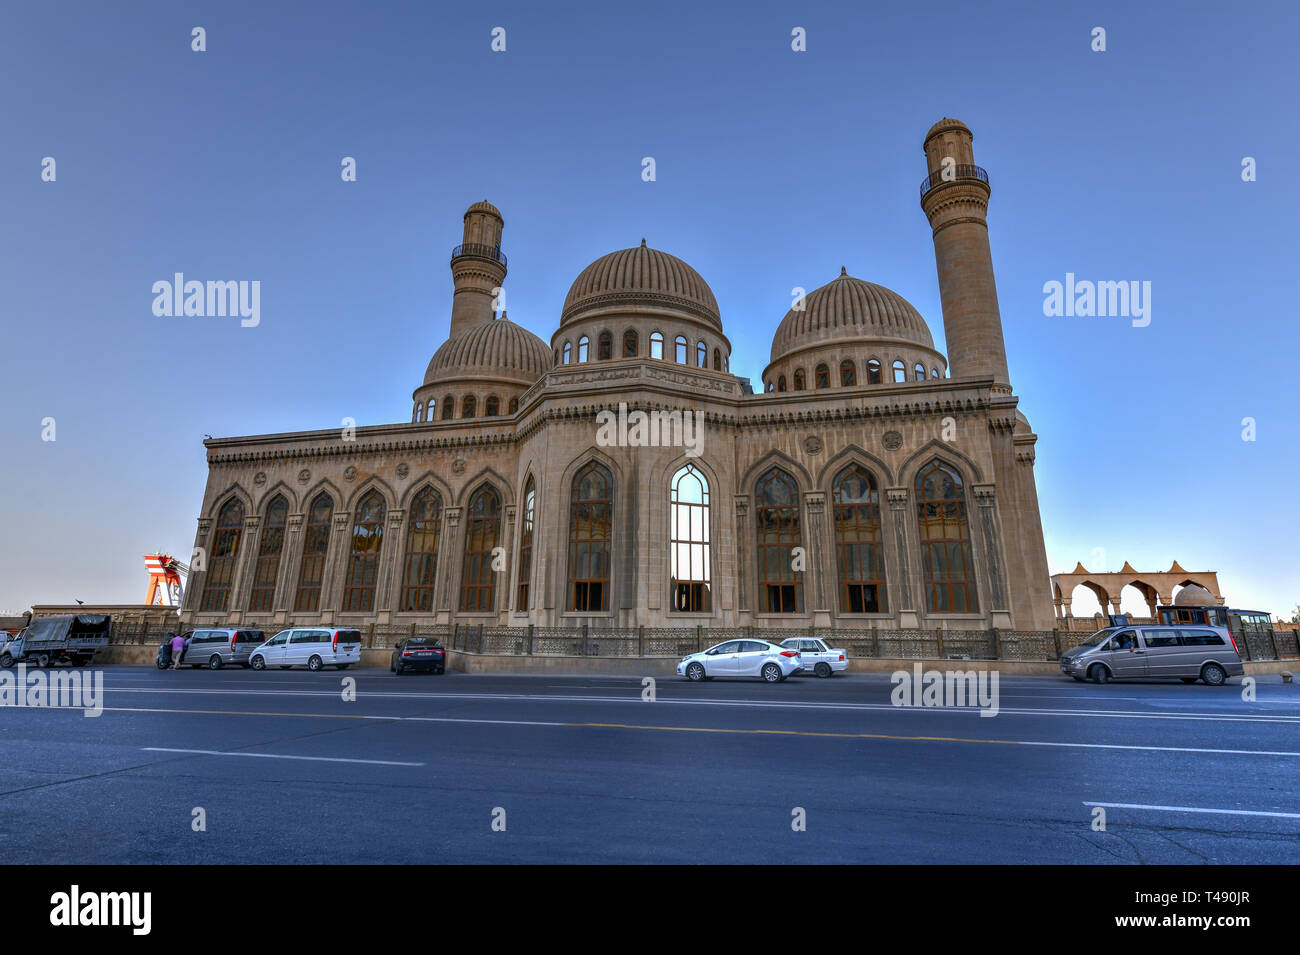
[650,331,664,359]
[200,497,244,612]
[294,493,332,612]
[247,494,288,613]
[815,364,830,389]
[755,468,802,614]
[777,375,787,392]
[566,462,613,612]
[915,460,979,613]
[840,360,856,387]
[892,360,907,383]
[914,362,926,381]
[342,490,386,612]
[931,367,940,379]
[516,478,535,611]
[833,465,886,613]
[462,395,476,418]
[670,464,711,612]
[598,331,612,360]
[508,396,519,414]
[793,369,805,391]
[713,348,721,371]
[696,340,707,368]
[867,359,882,384]
[442,395,454,419]
[414,402,423,423]
[485,395,500,416]
[425,399,435,421]
[400,487,441,612]
[562,341,572,365]
[460,485,502,611]
[623,329,638,357]
[577,336,589,362]
[674,335,688,363]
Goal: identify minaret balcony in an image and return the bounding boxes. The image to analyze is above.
[450,243,508,267]
[919,164,989,200]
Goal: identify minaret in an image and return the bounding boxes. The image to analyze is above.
[449,200,507,337]
[920,119,1010,392]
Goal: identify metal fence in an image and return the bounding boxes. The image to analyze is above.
[102,620,1300,663]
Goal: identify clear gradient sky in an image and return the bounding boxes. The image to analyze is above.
[1,0,1296,619]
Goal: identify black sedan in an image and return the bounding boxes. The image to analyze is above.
[391,637,446,674]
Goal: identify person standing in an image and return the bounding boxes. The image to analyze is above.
[169,631,186,670]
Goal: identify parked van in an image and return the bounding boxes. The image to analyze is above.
[248,628,362,671]
[180,628,265,669]
[1060,625,1243,685]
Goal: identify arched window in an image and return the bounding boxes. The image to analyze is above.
[777,375,787,392]
[867,359,882,384]
[516,477,535,611]
[247,495,288,613]
[915,461,979,613]
[915,362,926,381]
[815,364,830,389]
[713,348,721,371]
[414,402,422,423]
[460,485,501,611]
[793,369,805,391]
[892,360,907,383]
[755,468,802,614]
[425,400,435,421]
[199,497,243,612]
[508,396,519,414]
[674,335,688,363]
[485,395,500,417]
[840,360,856,387]
[598,331,612,360]
[342,490,386,612]
[400,487,442,612]
[566,462,613,612]
[577,336,589,362]
[442,396,454,420]
[696,340,707,368]
[766,381,774,392]
[623,329,638,358]
[294,493,333,612]
[931,367,940,379]
[650,331,664,359]
[462,395,476,418]
[833,465,886,613]
[562,341,572,365]
[670,464,711,612]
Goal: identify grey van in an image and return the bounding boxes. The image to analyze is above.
[180,628,265,669]
[1060,625,1243,685]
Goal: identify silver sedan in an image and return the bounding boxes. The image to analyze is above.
[677,639,802,683]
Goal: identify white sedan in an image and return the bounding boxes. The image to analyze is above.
[780,637,849,677]
[678,639,802,683]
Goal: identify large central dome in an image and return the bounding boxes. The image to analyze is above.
[770,270,935,363]
[561,240,721,329]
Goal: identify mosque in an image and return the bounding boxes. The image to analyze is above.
[179,118,1056,635]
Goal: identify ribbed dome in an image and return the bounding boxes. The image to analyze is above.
[770,271,935,363]
[423,315,549,386]
[561,241,720,328]
[465,199,502,219]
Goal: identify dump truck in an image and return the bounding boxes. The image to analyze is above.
[0,614,112,668]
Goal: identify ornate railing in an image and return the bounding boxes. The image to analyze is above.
[920,164,989,198]
[450,243,507,267]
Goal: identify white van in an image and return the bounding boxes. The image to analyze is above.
[249,628,362,671]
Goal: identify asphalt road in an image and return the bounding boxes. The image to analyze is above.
[2,665,1298,863]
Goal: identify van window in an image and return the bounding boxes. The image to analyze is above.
[236,630,263,643]
[1181,630,1225,646]
[292,630,330,644]
[267,631,291,645]
[1142,631,1181,648]
[334,630,362,644]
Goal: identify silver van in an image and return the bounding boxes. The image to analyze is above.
[180,628,265,669]
[1060,625,1243,685]
[248,628,362,671]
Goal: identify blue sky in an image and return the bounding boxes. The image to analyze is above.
[1,0,1296,619]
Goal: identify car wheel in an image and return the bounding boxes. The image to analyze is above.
[1201,662,1227,686]
[1,653,13,669]
[208,655,223,670]
[685,662,705,682]
[250,656,265,670]
[36,654,50,668]
[156,657,169,670]
[761,663,782,683]
[394,662,404,674]
[435,666,445,675]
[1088,663,1109,685]
[307,655,323,672]
[814,662,832,679]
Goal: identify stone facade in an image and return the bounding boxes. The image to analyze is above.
[180,118,1057,634]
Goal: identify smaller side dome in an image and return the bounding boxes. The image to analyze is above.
[423,315,550,387]
[465,199,502,220]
